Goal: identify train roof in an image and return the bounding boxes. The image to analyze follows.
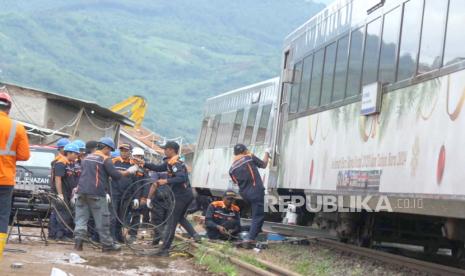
[204,77,279,117]
[285,0,401,61]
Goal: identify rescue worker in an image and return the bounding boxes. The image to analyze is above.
[49,137,72,240]
[73,140,87,161]
[229,144,270,246]
[73,137,138,252]
[82,140,100,242]
[0,92,30,259]
[205,190,241,240]
[110,143,134,243]
[128,147,151,243]
[55,138,70,158]
[146,171,171,246]
[51,143,80,240]
[144,141,199,256]
[85,140,98,155]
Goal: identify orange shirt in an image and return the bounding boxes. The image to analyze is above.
[0,111,30,185]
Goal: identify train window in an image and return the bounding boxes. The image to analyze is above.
[298,55,313,112]
[418,0,448,74]
[289,61,303,114]
[346,26,365,97]
[230,109,244,146]
[197,119,208,150]
[308,49,324,109]
[321,42,337,106]
[208,114,221,149]
[255,104,272,145]
[379,7,401,84]
[362,17,382,86]
[332,35,349,102]
[243,106,259,145]
[444,0,465,66]
[397,0,423,81]
[215,112,235,148]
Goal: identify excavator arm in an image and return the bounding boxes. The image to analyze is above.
[110,96,147,128]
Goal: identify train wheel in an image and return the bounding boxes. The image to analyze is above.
[451,241,465,261]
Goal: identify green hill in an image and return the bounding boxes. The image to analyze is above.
[0,0,324,142]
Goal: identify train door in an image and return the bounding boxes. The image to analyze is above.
[272,49,292,169]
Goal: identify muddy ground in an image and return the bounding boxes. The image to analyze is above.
[0,228,201,276]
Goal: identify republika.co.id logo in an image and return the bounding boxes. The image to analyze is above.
[265,195,423,213]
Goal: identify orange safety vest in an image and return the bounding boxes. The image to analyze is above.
[0,111,30,185]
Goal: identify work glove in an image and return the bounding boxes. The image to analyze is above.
[70,193,78,207]
[146,199,153,209]
[57,194,64,202]
[126,165,139,175]
[106,193,111,204]
[132,199,140,209]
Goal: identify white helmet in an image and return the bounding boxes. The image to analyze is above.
[132,147,145,156]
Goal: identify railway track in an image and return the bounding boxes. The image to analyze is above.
[242,218,465,276]
[176,234,300,276]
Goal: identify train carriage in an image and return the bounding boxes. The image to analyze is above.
[271,0,465,253]
[192,78,280,197]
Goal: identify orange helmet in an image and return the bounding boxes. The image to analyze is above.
[0,92,12,106]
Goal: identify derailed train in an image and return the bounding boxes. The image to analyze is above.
[192,0,465,257]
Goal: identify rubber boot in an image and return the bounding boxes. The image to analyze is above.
[0,232,7,261]
[74,239,83,251]
[101,243,121,252]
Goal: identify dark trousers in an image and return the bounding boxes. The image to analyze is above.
[127,208,141,237]
[151,199,169,244]
[162,190,195,250]
[51,201,73,239]
[110,196,124,242]
[0,186,13,233]
[242,192,265,241]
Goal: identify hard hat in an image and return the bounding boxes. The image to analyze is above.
[111,149,121,158]
[99,137,116,151]
[132,147,145,156]
[73,140,86,150]
[57,138,71,148]
[0,92,12,106]
[233,144,247,155]
[223,190,237,199]
[64,143,80,154]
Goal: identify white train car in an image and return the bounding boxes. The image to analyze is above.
[272,0,465,254]
[192,78,280,197]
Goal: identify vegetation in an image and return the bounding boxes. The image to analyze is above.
[194,244,238,276]
[0,0,323,140]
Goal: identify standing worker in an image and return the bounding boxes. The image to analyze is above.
[51,143,80,240]
[144,141,199,256]
[0,92,30,259]
[73,137,138,252]
[229,144,270,247]
[55,138,70,159]
[110,143,133,243]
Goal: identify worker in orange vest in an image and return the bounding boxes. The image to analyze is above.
[0,92,30,259]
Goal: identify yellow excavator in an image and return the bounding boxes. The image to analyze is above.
[110,95,147,128]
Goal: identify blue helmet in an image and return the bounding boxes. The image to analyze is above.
[57,138,70,148]
[73,140,86,150]
[111,149,121,158]
[99,137,116,151]
[64,143,80,154]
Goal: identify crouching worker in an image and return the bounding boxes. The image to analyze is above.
[73,137,138,252]
[205,190,241,240]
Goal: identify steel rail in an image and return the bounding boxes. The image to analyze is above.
[176,234,298,276]
[241,218,465,276]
